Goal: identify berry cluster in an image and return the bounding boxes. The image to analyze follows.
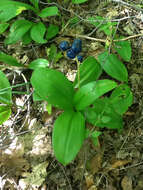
[59,39,83,62]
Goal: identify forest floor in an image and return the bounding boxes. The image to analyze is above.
[1,0,143,190]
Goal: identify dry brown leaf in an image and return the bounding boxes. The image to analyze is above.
[0,154,29,176]
[89,153,102,175]
[85,173,94,188]
[110,160,131,170]
[88,185,98,190]
[121,176,133,190]
[106,185,117,190]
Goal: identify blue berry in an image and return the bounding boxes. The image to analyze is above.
[71,39,82,54]
[59,41,70,51]
[77,55,83,62]
[66,49,76,59]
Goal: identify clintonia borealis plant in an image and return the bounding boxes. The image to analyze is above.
[0,0,133,165]
[0,33,133,165]
[30,38,133,165]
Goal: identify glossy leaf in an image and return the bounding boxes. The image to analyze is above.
[30,22,47,44]
[0,0,35,22]
[46,24,59,40]
[5,19,33,44]
[38,6,59,18]
[52,110,85,165]
[73,56,102,88]
[115,40,132,62]
[0,105,11,125]
[0,23,9,34]
[31,68,74,109]
[72,0,88,4]
[29,58,49,69]
[0,70,12,105]
[74,79,117,111]
[85,98,123,130]
[0,51,22,67]
[110,84,133,115]
[98,51,128,82]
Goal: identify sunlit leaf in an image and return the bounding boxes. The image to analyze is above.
[53,110,85,165]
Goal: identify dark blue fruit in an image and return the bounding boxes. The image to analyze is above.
[77,55,83,62]
[71,39,82,54]
[59,41,70,51]
[66,49,76,59]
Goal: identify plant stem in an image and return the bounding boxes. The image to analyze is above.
[76,57,80,89]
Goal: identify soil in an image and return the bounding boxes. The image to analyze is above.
[0,0,143,190]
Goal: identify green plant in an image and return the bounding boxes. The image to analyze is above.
[29,15,133,164]
[0,9,133,165]
[88,16,132,62]
[0,31,133,165]
[0,0,59,44]
[30,52,133,165]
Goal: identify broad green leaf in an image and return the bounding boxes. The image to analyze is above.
[85,98,123,130]
[29,58,49,69]
[38,6,59,18]
[46,24,59,40]
[0,0,35,22]
[98,51,128,82]
[74,79,117,111]
[0,70,12,104]
[4,19,33,44]
[22,31,32,45]
[52,110,85,165]
[0,105,11,125]
[73,56,102,88]
[110,84,133,115]
[114,40,132,62]
[29,0,39,10]
[31,68,74,109]
[0,51,22,67]
[0,23,9,34]
[72,0,88,4]
[30,22,47,44]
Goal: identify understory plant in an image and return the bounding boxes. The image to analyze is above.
[0,47,133,165]
[30,50,133,165]
[0,4,133,165]
[0,32,133,165]
[0,0,89,45]
[0,0,59,44]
